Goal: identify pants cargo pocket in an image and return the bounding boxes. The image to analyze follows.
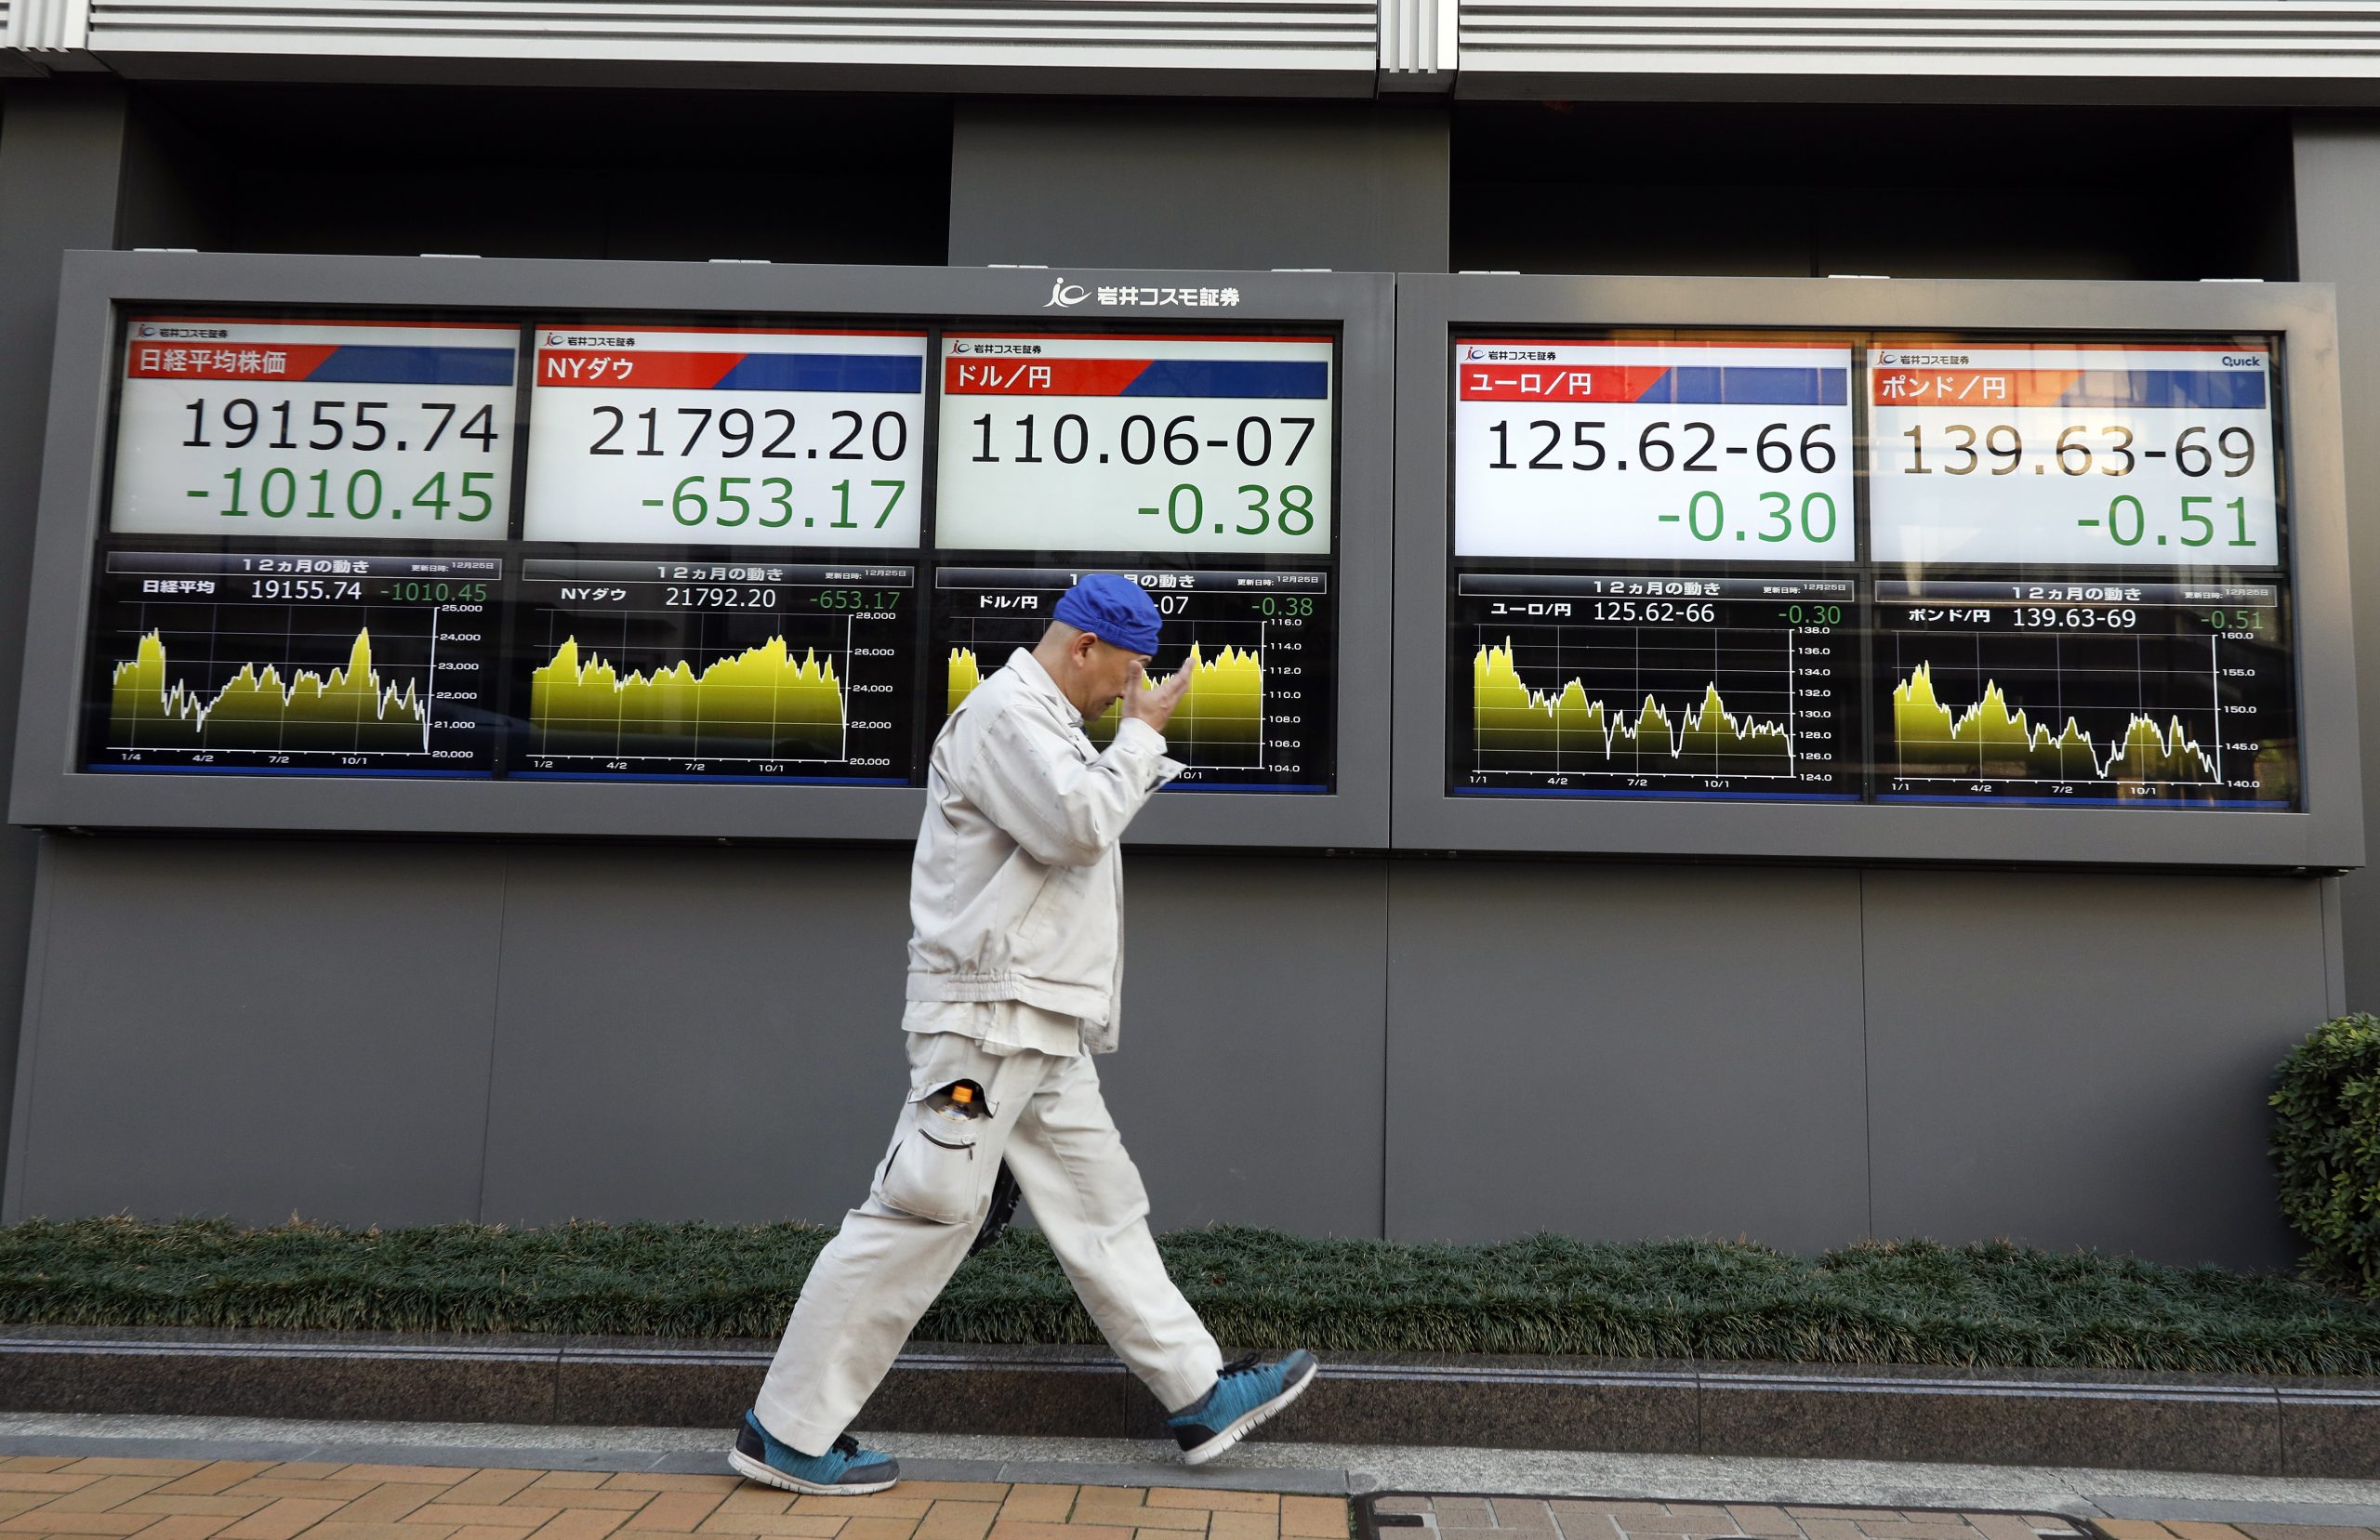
[873,1084,985,1225]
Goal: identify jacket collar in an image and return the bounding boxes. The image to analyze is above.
[1005,648,1084,728]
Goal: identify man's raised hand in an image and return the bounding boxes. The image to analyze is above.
[1121,655,1196,734]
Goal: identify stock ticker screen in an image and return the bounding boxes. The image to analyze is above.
[1444,333,2298,810]
[83,312,1342,795]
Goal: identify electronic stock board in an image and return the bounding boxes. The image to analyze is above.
[1397,275,2360,870]
[17,259,2358,866]
[14,255,1394,845]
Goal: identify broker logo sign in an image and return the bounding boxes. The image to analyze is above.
[1040,277,1243,310]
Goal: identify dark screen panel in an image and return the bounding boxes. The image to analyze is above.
[1442,328,2299,810]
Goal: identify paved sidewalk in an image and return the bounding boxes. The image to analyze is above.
[3,1417,2378,1532]
[0,1458,1355,1540]
[13,1462,2380,1540]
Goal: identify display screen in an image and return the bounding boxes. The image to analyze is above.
[522,326,927,547]
[1454,339,1854,563]
[934,333,1334,556]
[1450,573,1856,799]
[509,560,914,783]
[933,566,1333,793]
[84,550,503,776]
[928,328,1341,796]
[1873,579,2295,807]
[111,318,520,541]
[85,309,1343,800]
[1868,344,2277,566]
[1447,331,2300,810]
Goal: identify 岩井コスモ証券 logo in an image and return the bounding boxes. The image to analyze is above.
[1039,278,1243,310]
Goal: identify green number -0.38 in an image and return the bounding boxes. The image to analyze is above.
[1138,484,1316,538]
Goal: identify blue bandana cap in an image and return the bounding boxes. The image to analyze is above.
[1052,573,1163,655]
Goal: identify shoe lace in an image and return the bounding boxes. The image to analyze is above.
[829,1434,861,1460]
[1217,1352,1263,1379]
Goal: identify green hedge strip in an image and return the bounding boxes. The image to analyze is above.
[2,1218,2376,1375]
[2271,1013,2380,1299]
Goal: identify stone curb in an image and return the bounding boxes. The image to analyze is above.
[0,1326,2371,1480]
[1353,1493,2083,1540]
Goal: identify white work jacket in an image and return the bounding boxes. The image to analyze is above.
[902,648,1183,1054]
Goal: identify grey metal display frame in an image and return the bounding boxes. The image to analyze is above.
[11,251,1395,848]
[1393,272,2364,870]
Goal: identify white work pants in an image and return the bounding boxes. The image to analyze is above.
[754,1032,1223,1454]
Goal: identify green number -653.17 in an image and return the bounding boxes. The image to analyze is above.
[655,476,906,530]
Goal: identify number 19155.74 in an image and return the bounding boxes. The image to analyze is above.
[182,399,499,452]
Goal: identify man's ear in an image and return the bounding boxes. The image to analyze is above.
[1072,630,1101,660]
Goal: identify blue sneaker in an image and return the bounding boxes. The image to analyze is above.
[1166,1349,1319,1466]
[730,1410,899,1494]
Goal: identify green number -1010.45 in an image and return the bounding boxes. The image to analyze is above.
[383,582,489,603]
[207,467,496,521]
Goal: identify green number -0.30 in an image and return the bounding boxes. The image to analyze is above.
[1659,491,1838,544]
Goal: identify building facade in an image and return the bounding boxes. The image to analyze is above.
[5,4,2379,1270]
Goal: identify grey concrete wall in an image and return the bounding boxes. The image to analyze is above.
[1383,863,1871,1256]
[3,835,2336,1270]
[947,100,1449,273]
[1859,870,2332,1267]
[0,84,137,1198]
[2294,118,2380,1013]
[2,837,1389,1241]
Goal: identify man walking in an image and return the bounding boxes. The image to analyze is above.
[732,573,1318,1495]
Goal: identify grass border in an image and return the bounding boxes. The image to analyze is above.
[1,1218,2373,1376]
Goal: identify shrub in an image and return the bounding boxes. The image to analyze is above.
[2270,1012,2380,1298]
